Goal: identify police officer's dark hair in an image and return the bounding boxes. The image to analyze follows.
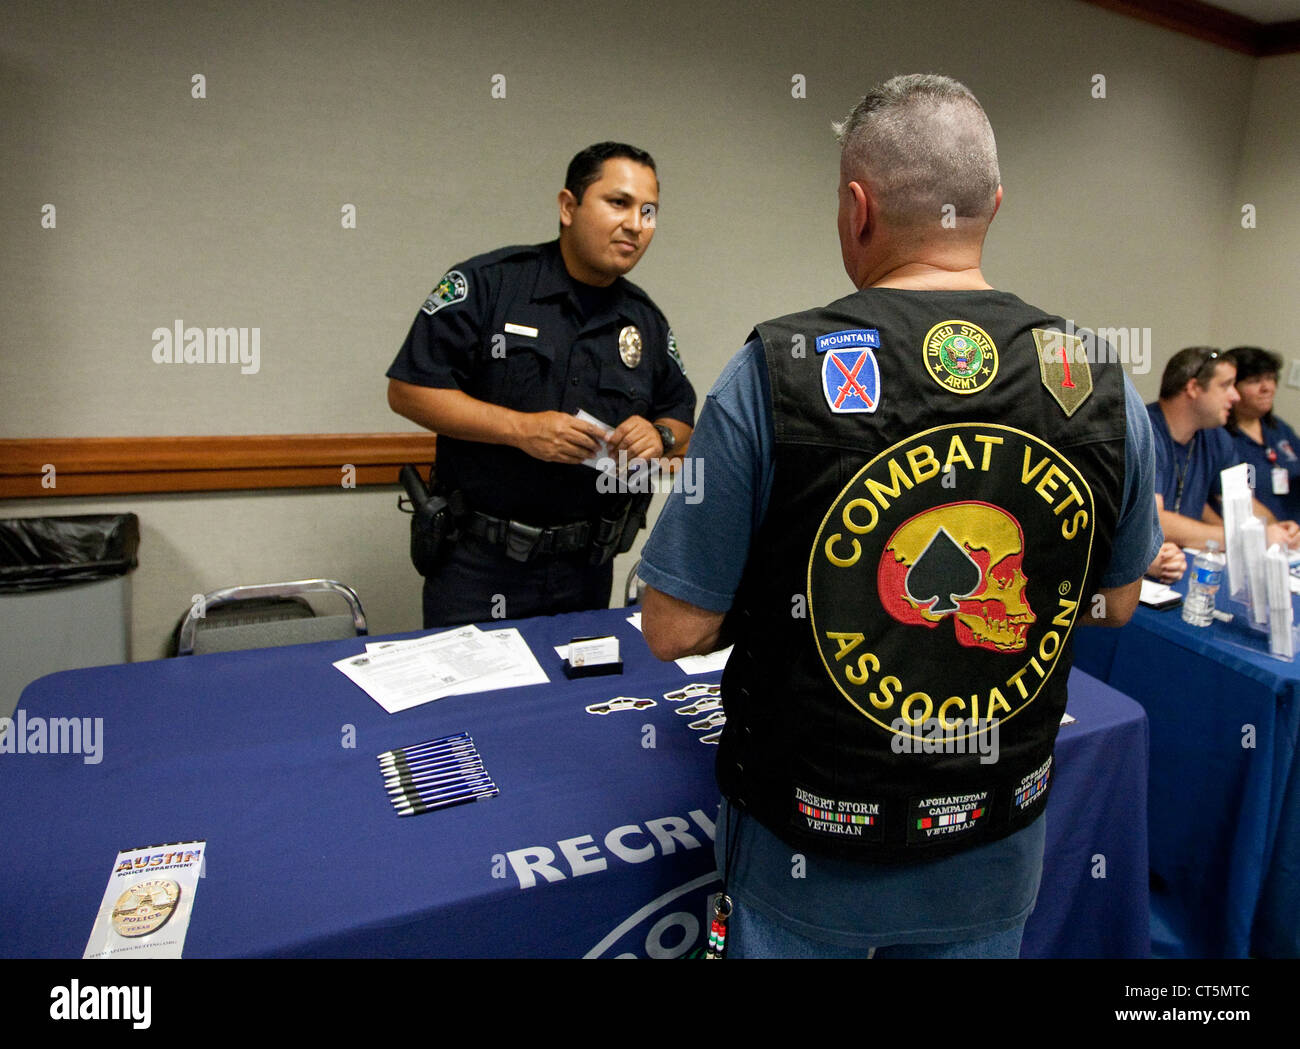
[833,74,999,228]
[1158,346,1229,400]
[565,142,657,203]
[1226,345,1282,430]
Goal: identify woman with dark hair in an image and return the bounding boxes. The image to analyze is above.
[1227,345,1300,521]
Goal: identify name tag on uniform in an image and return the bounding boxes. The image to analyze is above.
[504,322,539,338]
[1273,467,1289,496]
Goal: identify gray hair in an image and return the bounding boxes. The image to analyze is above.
[833,74,1000,228]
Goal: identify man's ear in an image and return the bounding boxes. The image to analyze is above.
[990,184,1003,221]
[846,179,872,241]
[558,188,577,228]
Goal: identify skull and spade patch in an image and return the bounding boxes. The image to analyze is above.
[809,423,1096,741]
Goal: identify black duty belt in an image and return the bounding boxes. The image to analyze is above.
[463,511,594,562]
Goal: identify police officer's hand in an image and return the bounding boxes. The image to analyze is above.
[517,411,609,464]
[609,415,662,462]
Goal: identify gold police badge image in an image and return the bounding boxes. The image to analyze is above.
[111,879,182,938]
[618,326,642,368]
[808,423,1096,740]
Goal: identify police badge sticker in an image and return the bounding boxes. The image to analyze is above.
[809,423,1095,743]
[619,326,643,368]
[421,270,468,315]
[111,879,181,938]
[924,320,998,395]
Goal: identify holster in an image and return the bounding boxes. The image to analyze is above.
[400,464,456,577]
[589,491,653,566]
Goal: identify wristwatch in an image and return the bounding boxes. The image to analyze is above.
[654,423,676,453]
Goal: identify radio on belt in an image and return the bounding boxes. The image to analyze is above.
[563,634,622,679]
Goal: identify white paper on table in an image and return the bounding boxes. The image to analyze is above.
[1266,545,1294,658]
[1139,579,1180,606]
[674,645,734,674]
[334,626,503,713]
[1221,464,1254,601]
[626,611,642,632]
[445,628,549,694]
[84,841,206,959]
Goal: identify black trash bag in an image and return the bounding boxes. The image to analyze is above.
[0,514,140,594]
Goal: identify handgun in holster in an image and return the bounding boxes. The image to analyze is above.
[589,491,654,566]
[399,464,455,576]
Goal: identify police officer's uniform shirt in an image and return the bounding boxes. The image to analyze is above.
[388,240,696,523]
[1229,416,1300,521]
[639,339,1160,945]
[1146,403,1238,522]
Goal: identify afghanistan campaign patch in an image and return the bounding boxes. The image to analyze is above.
[907,791,988,844]
[1032,328,1093,417]
[421,270,468,315]
[923,320,998,395]
[816,329,882,414]
[808,423,1095,743]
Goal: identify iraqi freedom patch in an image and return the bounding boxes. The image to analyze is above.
[816,328,881,414]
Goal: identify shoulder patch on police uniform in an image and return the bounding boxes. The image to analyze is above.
[923,320,998,395]
[667,329,686,374]
[421,270,468,315]
[817,329,881,414]
[1032,328,1093,417]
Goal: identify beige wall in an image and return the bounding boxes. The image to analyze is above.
[1213,53,1300,414]
[1,0,1294,670]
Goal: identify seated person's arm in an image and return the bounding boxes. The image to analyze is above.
[643,585,727,661]
[1153,493,1225,548]
[387,379,607,464]
[1085,578,1142,627]
[1146,540,1187,582]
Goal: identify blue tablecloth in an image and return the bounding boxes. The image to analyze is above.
[0,607,1147,957]
[1074,588,1300,958]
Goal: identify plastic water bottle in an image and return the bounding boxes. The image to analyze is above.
[1182,540,1225,627]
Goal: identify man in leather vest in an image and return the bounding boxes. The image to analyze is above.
[639,75,1161,958]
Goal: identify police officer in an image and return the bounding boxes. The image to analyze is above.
[388,143,696,628]
[641,76,1161,958]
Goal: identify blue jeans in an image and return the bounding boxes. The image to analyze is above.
[727,900,1027,959]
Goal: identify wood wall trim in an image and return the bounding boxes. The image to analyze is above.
[0,434,436,499]
[1079,0,1300,55]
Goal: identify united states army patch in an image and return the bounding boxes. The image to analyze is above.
[808,423,1095,743]
[421,270,468,315]
[923,320,998,395]
[1032,328,1093,417]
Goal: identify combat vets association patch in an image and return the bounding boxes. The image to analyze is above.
[809,423,1095,744]
[1032,328,1093,417]
[816,329,882,414]
[923,320,998,395]
[421,270,468,315]
[619,325,643,368]
[667,329,686,374]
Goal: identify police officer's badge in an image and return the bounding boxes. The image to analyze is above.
[619,326,643,368]
[421,270,468,315]
[923,320,998,395]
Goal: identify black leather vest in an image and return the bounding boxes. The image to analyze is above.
[718,288,1126,862]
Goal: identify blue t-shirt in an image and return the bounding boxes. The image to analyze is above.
[640,340,1161,946]
[1146,402,1238,521]
[1229,417,1300,522]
